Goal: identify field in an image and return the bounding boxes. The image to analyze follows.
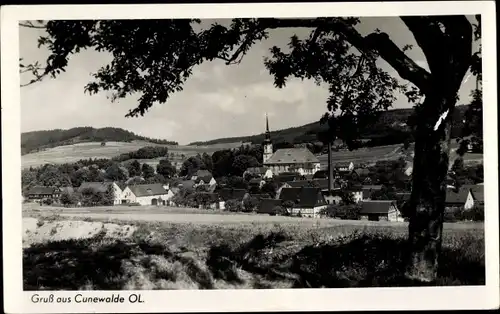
[317,142,483,169]
[23,205,485,290]
[21,141,244,169]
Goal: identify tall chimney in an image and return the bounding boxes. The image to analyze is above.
[328,141,334,193]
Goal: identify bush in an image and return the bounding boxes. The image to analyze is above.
[242,196,259,213]
[42,198,54,206]
[225,199,242,212]
[322,204,361,220]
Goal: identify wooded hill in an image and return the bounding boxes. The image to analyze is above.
[21,127,178,155]
[189,105,470,147]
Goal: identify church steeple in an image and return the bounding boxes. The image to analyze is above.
[262,113,273,164]
[264,113,271,142]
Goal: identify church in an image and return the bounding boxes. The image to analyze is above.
[262,115,321,176]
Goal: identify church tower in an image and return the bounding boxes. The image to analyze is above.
[262,113,273,164]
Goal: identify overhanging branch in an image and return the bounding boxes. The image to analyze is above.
[260,18,432,93]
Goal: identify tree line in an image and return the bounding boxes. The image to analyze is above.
[21,127,178,155]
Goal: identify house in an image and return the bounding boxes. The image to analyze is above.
[288,180,311,188]
[360,200,404,222]
[274,172,302,184]
[77,181,123,205]
[26,186,59,202]
[244,166,273,179]
[257,198,283,215]
[312,170,328,179]
[347,186,364,203]
[264,148,321,176]
[249,193,270,201]
[192,170,216,186]
[120,183,173,206]
[177,180,195,192]
[279,187,328,218]
[445,188,474,211]
[275,182,292,199]
[335,161,354,172]
[217,188,248,210]
[59,186,74,195]
[321,190,343,205]
[248,178,266,189]
[362,185,383,200]
[351,168,370,180]
[311,178,342,191]
[463,184,484,207]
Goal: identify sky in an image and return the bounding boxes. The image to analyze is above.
[19,17,479,145]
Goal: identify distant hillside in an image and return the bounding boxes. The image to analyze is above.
[21,127,178,155]
[189,106,470,147]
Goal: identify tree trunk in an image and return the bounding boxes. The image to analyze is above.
[405,90,457,282]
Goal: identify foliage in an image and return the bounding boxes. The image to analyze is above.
[112,146,170,162]
[143,173,167,184]
[60,191,77,206]
[282,200,295,211]
[170,188,193,207]
[180,155,205,178]
[76,184,115,207]
[127,160,142,177]
[321,204,361,220]
[42,198,54,206]
[371,185,398,200]
[105,163,128,181]
[156,159,176,178]
[339,190,355,205]
[445,205,484,222]
[231,155,260,177]
[211,145,264,178]
[242,196,260,213]
[449,160,483,189]
[368,158,409,191]
[21,126,177,155]
[260,181,278,198]
[224,199,242,212]
[141,163,155,179]
[217,176,249,190]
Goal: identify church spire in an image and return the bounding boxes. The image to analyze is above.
[264,112,271,144]
[266,113,270,133]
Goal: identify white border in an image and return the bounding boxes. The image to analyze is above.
[2,2,499,313]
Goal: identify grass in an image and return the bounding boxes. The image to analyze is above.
[21,140,241,169]
[23,218,484,290]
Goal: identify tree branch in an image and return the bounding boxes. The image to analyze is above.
[260,18,432,93]
[19,21,46,29]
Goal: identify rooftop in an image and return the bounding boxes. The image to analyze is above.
[264,148,320,165]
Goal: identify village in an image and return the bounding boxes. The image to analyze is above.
[23,116,484,223]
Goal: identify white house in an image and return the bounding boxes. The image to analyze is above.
[360,200,404,222]
[244,167,274,179]
[192,170,217,188]
[77,181,123,205]
[445,188,475,211]
[120,183,173,206]
[335,161,354,172]
[279,187,328,218]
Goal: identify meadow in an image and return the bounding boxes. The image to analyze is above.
[21,141,243,169]
[23,208,485,290]
[317,142,483,168]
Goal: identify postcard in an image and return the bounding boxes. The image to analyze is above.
[1,1,499,313]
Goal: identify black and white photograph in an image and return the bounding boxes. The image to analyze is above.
[2,2,499,313]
